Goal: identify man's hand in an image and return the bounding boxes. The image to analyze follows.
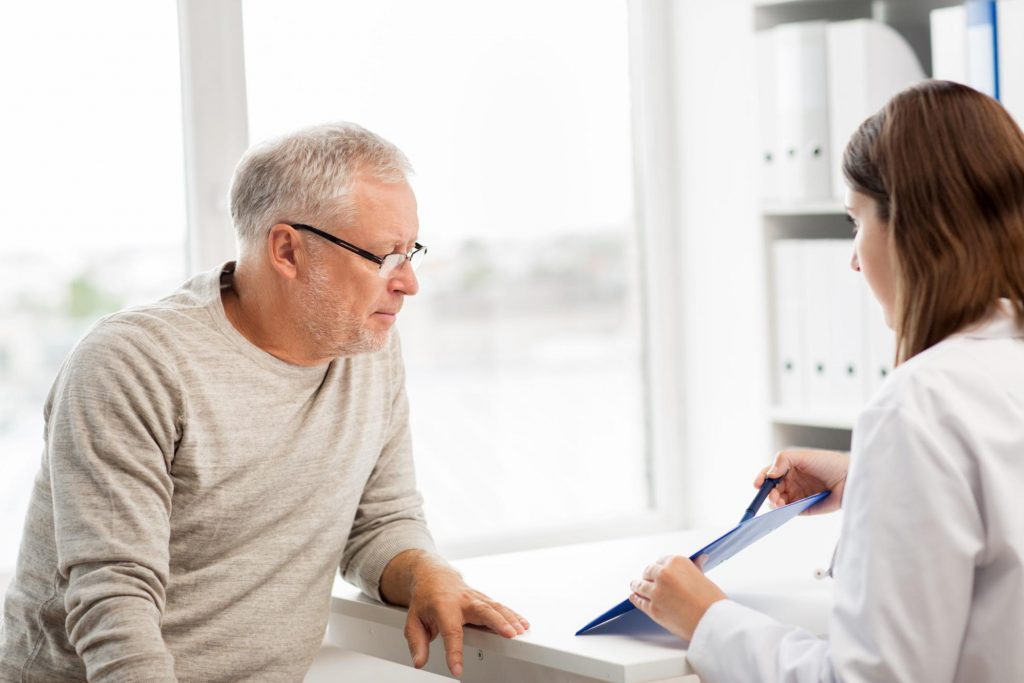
[628,555,726,642]
[380,550,529,678]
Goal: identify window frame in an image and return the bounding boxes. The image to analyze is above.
[177,0,249,273]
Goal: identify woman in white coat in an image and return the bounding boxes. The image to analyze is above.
[628,80,1024,681]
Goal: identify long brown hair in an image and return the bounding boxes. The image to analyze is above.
[843,80,1024,364]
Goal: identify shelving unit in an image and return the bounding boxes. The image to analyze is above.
[754,0,959,454]
[761,201,845,217]
[763,211,861,453]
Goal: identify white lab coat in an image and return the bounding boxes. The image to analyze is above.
[687,301,1024,682]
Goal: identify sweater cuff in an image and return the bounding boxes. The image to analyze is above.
[350,523,437,602]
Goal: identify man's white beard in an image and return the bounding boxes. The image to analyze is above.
[298,259,390,357]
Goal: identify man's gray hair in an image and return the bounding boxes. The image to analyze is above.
[229,122,413,248]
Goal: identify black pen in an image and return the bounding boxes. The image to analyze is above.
[740,476,781,523]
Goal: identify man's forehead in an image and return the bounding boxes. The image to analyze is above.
[343,179,419,249]
[349,174,416,205]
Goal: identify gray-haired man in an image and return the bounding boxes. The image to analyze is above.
[0,123,528,682]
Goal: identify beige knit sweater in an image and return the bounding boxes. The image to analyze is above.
[0,263,435,682]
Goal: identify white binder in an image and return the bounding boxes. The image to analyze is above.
[771,240,804,408]
[826,20,925,201]
[823,240,865,411]
[863,287,896,399]
[999,0,1024,125]
[931,5,968,84]
[757,29,779,203]
[799,240,834,407]
[774,22,832,202]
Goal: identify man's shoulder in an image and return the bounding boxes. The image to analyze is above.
[43,308,190,421]
[115,268,219,328]
[65,271,223,373]
[54,313,182,398]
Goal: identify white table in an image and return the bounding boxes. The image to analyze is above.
[328,515,840,682]
[304,645,450,682]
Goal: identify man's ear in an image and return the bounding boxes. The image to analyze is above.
[266,224,301,280]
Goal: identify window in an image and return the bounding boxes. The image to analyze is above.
[0,3,669,571]
[242,0,650,551]
[0,2,187,571]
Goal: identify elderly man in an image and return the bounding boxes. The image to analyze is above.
[0,123,528,681]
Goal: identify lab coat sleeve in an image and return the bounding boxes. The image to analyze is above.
[688,599,837,682]
[686,405,982,683]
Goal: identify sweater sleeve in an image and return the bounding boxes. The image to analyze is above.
[48,320,181,681]
[339,333,437,601]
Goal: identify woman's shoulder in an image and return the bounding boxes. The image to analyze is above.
[864,310,1024,426]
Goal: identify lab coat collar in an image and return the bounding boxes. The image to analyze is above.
[953,299,1024,341]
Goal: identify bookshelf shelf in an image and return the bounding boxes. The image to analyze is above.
[770,407,855,431]
[762,201,847,217]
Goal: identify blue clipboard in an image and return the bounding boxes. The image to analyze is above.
[575,490,829,635]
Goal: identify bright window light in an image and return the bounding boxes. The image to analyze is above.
[242,0,649,551]
[0,2,187,572]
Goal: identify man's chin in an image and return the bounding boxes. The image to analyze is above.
[331,328,390,358]
[365,328,391,353]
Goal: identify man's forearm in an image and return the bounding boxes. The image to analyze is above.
[67,596,176,681]
[379,549,461,606]
[64,563,176,681]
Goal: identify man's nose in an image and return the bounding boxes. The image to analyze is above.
[389,261,420,296]
[850,248,860,272]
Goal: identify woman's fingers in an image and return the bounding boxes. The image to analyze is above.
[753,465,772,488]
[765,451,793,479]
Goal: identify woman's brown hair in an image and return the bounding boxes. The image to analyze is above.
[843,80,1024,364]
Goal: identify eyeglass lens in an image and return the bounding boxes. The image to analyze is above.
[379,246,427,278]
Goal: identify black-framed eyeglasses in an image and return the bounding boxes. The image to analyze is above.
[291,223,427,279]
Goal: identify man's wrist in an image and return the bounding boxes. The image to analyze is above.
[381,549,461,606]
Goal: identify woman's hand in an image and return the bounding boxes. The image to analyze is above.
[755,448,850,514]
[629,555,726,642]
